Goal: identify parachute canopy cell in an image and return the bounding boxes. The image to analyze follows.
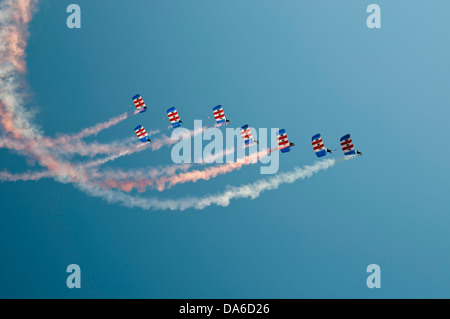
[134,125,150,143]
[132,94,147,113]
[240,124,255,146]
[213,105,228,126]
[312,134,327,157]
[340,134,356,156]
[167,107,182,128]
[277,129,292,153]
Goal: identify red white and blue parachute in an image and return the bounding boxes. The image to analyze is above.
[277,129,294,153]
[240,124,256,146]
[312,134,328,157]
[132,94,147,113]
[212,105,229,126]
[134,125,151,143]
[167,107,182,128]
[340,134,356,156]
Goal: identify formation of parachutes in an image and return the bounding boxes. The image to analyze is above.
[132,94,362,156]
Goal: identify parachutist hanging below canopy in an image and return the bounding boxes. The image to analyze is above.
[167,107,183,128]
[312,134,332,157]
[340,134,362,156]
[132,94,147,113]
[277,129,295,153]
[212,105,230,126]
[134,125,151,143]
[240,124,258,147]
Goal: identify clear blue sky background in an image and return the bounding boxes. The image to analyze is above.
[1,0,450,298]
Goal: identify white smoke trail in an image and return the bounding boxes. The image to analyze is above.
[81,142,150,168]
[0,170,54,181]
[52,112,131,143]
[0,145,234,183]
[81,158,338,211]
[95,147,270,192]
[149,126,207,151]
[89,163,192,180]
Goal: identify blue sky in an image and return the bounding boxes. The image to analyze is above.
[1,0,450,298]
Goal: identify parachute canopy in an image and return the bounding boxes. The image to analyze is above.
[132,94,147,113]
[134,125,150,143]
[277,129,293,153]
[213,105,229,126]
[340,134,356,156]
[167,107,182,128]
[240,124,256,146]
[312,134,327,157]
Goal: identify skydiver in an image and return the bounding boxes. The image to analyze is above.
[146,137,151,142]
[327,149,332,154]
[179,120,183,124]
[356,150,362,155]
[226,119,230,124]
[290,142,295,147]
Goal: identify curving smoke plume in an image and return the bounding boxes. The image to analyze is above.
[0,1,353,212]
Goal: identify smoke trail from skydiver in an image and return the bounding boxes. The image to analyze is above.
[51,111,140,143]
[80,158,340,211]
[95,148,271,192]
